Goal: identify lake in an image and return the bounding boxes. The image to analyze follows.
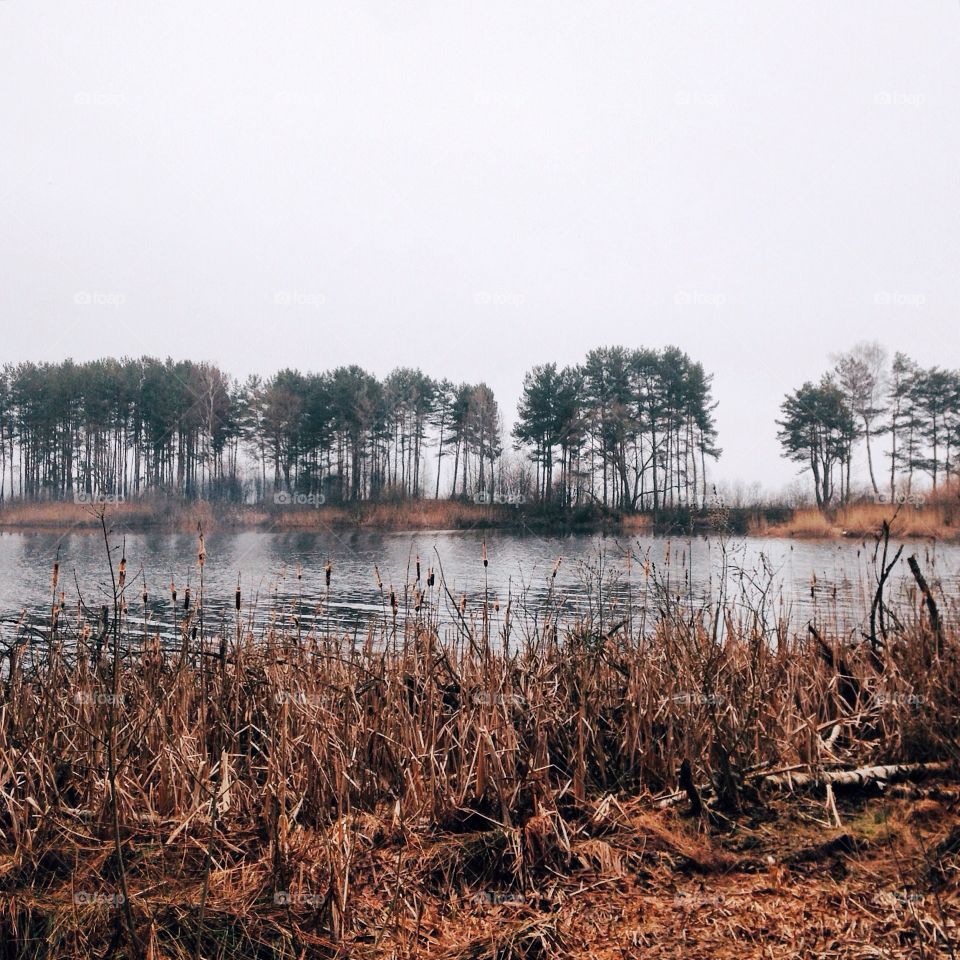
[2,528,959,648]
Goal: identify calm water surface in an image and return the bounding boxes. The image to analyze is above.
[1,529,958,644]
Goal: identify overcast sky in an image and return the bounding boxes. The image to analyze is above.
[1,1,958,491]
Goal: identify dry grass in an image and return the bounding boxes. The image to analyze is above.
[1,531,958,957]
[0,498,260,533]
[270,499,519,532]
[753,501,960,541]
[617,513,655,533]
[0,498,520,535]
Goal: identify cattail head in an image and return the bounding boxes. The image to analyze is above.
[235,585,241,612]
[390,588,397,612]
[427,568,435,588]
[142,587,148,605]
[118,554,126,590]
[374,565,383,590]
[415,556,421,582]
[184,586,191,611]
[171,581,177,605]
[325,561,332,587]
[197,532,206,568]
[52,561,59,593]
[551,557,562,580]
[482,541,488,568]
[459,594,467,615]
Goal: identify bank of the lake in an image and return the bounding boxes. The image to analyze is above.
[0,496,957,541]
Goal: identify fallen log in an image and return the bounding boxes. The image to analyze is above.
[762,761,951,792]
[654,761,952,811]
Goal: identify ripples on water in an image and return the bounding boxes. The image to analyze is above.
[1,529,958,649]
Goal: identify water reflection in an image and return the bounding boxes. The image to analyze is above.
[1,529,957,643]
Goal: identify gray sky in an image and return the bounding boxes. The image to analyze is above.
[2,1,958,491]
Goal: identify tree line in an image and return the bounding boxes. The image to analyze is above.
[0,359,501,504]
[0,347,720,510]
[512,346,720,510]
[778,342,960,507]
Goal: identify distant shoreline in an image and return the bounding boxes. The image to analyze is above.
[0,498,955,541]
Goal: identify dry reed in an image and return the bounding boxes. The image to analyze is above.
[1,535,958,957]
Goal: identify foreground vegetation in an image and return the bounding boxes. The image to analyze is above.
[1,522,958,957]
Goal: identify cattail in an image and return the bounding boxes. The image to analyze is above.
[427,568,435,588]
[551,557,562,580]
[374,565,383,590]
[459,594,467,615]
[197,531,206,568]
[235,585,241,612]
[297,563,302,581]
[415,556,421,582]
[482,541,488,568]
[142,587,148,605]
[171,581,177,606]
[52,560,59,593]
[184,586,191,611]
[390,588,397,613]
[325,561,332,587]
[118,554,126,590]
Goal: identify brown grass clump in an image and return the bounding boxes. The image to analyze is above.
[0,496,265,533]
[754,501,959,541]
[1,532,959,957]
[0,498,519,535]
